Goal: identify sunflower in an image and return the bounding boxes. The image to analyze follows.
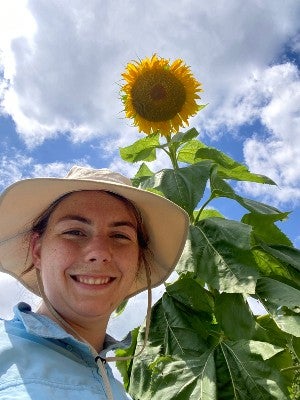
[121,54,203,136]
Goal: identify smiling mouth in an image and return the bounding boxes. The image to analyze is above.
[71,275,115,285]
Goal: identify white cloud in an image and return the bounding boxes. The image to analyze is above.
[31,160,90,178]
[199,62,300,136]
[0,151,33,189]
[0,0,299,148]
[231,63,300,206]
[240,137,300,207]
[194,60,300,206]
[0,0,37,79]
[261,65,300,144]
[0,149,90,192]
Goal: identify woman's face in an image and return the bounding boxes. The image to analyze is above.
[31,191,140,324]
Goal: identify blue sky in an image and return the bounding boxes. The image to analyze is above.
[0,0,299,330]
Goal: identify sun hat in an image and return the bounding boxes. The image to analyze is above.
[0,166,189,299]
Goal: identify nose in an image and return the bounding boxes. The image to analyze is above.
[83,235,112,263]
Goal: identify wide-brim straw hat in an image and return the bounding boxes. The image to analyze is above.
[0,166,189,299]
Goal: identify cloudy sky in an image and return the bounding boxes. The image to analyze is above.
[0,0,299,339]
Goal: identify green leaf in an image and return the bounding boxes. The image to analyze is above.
[252,248,300,287]
[209,166,236,197]
[169,128,199,145]
[127,292,292,399]
[260,245,300,273]
[197,147,245,170]
[166,276,214,314]
[139,162,212,215]
[119,133,160,162]
[274,315,300,337]
[255,314,292,347]
[242,213,292,246]
[131,163,154,187]
[193,208,225,221]
[292,336,300,359]
[216,340,290,399]
[115,327,139,390]
[147,341,291,400]
[127,292,213,398]
[217,166,276,185]
[236,198,283,215]
[149,352,217,400]
[114,299,128,316]
[256,277,300,308]
[215,293,256,339]
[178,140,276,184]
[177,139,204,164]
[254,314,291,348]
[214,294,298,345]
[201,147,275,184]
[209,167,283,215]
[160,293,213,353]
[165,128,200,153]
[177,219,259,294]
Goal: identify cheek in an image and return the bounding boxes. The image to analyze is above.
[39,240,75,271]
[124,248,140,279]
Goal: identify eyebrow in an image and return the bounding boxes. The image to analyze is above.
[57,215,137,230]
[58,215,92,224]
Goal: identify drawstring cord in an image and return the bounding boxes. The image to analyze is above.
[106,262,152,362]
[95,356,114,400]
[36,267,152,400]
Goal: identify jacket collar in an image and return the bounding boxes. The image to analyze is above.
[13,302,132,357]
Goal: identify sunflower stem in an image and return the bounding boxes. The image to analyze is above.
[166,135,179,170]
[194,195,213,224]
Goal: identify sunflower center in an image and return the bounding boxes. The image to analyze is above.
[150,84,167,101]
[131,70,186,122]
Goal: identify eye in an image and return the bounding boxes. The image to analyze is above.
[111,230,138,242]
[63,229,85,236]
[112,233,131,240]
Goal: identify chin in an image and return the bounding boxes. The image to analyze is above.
[75,306,115,320]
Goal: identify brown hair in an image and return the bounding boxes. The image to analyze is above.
[22,190,152,280]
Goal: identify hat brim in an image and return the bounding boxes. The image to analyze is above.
[0,177,189,298]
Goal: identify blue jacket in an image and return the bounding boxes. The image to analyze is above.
[0,303,132,399]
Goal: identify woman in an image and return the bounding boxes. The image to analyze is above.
[0,166,189,399]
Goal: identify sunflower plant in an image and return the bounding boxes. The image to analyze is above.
[116,55,300,400]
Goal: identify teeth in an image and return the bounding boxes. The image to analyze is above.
[76,276,110,285]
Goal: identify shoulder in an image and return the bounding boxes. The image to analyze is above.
[0,327,125,399]
[0,315,131,399]
[0,311,29,344]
